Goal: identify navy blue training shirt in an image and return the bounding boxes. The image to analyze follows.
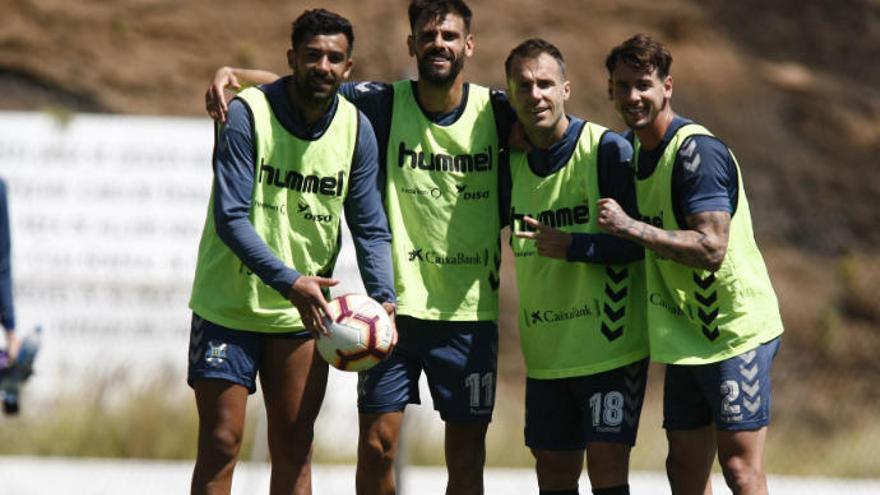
[501,117,643,265]
[212,76,395,304]
[630,115,739,228]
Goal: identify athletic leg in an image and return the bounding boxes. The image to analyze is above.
[192,379,249,495]
[712,338,780,495]
[524,375,585,493]
[445,421,490,495]
[260,337,328,495]
[663,362,716,495]
[716,428,768,495]
[666,426,716,495]
[425,322,497,495]
[533,448,584,492]
[584,442,630,490]
[583,360,649,493]
[357,411,405,495]
[188,315,261,495]
[356,316,423,495]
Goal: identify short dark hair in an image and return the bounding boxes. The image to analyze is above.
[291,9,355,56]
[408,0,472,32]
[505,38,566,79]
[605,33,673,78]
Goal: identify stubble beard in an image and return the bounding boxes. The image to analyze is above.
[418,50,465,86]
[293,71,337,105]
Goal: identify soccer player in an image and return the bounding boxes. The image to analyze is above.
[188,9,394,495]
[505,38,648,495]
[0,179,18,362]
[599,34,784,495]
[204,2,512,494]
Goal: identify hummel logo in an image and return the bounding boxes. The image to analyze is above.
[743,380,760,397]
[681,139,697,158]
[741,364,759,382]
[355,81,375,93]
[297,202,309,213]
[531,311,543,323]
[683,153,702,173]
[189,321,204,364]
[455,184,466,193]
[489,272,500,291]
[408,249,423,261]
[739,350,757,364]
[694,272,716,290]
[744,396,762,414]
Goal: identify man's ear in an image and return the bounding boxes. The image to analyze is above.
[342,58,353,80]
[463,33,474,58]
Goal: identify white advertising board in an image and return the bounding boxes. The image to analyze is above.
[0,110,366,386]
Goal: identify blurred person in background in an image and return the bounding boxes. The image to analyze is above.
[0,178,18,362]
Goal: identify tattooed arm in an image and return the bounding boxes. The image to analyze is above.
[596,198,730,271]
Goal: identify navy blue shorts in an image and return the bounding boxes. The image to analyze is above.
[357,315,498,423]
[663,336,781,431]
[186,313,310,394]
[525,359,649,450]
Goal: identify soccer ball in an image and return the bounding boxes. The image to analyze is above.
[316,294,394,371]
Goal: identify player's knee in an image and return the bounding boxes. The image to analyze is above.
[358,434,397,470]
[447,431,486,475]
[586,449,629,483]
[665,448,692,479]
[718,454,764,492]
[533,450,582,487]
[447,446,485,475]
[268,422,315,464]
[203,425,243,462]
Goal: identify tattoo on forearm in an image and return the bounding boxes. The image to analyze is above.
[626,211,731,269]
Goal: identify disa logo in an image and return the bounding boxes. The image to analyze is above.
[296,201,334,223]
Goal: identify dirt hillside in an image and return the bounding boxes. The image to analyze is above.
[1,0,878,252]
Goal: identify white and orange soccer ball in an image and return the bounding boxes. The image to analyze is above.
[316,294,394,371]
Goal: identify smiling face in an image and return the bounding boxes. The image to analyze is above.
[507,51,570,141]
[408,12,473,86]
[608,61,672,131]
[287,33,353,103]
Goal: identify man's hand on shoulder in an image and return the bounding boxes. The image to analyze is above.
[205,67,281,123]
[206,67,241,123]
